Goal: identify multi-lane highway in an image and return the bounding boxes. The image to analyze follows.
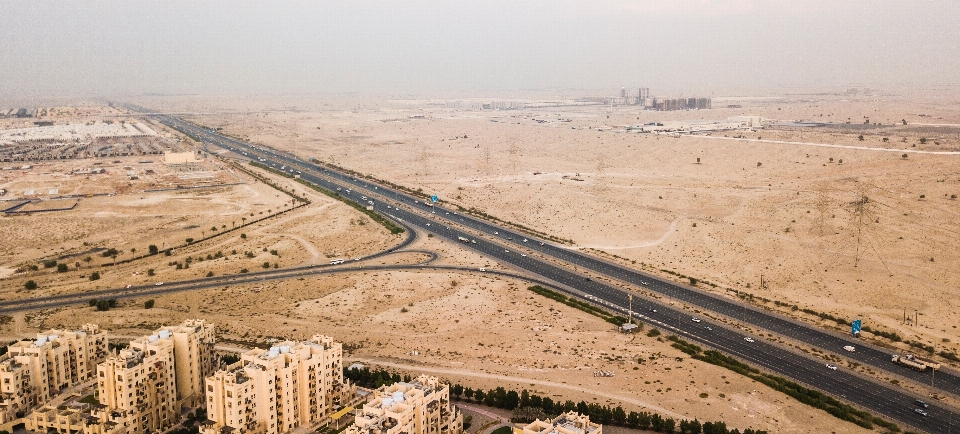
[139,110,956,432]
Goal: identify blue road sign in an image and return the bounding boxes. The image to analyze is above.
[431,195,438,203]
[851,319,861,335]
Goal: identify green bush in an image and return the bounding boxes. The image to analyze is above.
[144,300,155,309]
[89,272,100,281]
[24,280,37,290]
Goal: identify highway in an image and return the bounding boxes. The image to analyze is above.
[133,110,956,432]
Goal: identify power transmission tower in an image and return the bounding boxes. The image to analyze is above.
[594,154,612,193]
[507,142,520,174]
[483,147,493,176]
[417,144,431,176]
[814,186,831,236]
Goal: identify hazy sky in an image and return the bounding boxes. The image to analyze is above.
[2,0,959,99]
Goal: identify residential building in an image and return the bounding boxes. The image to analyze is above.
[154,319,217,408]
[21,319,215,434]
[200,335,352,434]
[349,375,463,434]
[0,324,107,423]
[521,412,602,434]
[95,339,178,433]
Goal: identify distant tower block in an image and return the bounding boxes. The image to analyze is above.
[637,88,650,105]
[620,87,626,98]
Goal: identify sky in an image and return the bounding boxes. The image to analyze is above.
[1,0,959,99]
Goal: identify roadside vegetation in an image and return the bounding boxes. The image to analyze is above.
[345,366,769,434]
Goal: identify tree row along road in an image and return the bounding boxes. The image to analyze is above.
[134,111,954,433]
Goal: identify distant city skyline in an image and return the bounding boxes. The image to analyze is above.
[2,1,959,99]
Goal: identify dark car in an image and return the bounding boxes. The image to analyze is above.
[914,400,929,408]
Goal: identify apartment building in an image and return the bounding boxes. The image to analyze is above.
[155,319,217,407]
[0,324,107,423]
[200,335,351,434]
[521,412,602,434]
[23,320,215,434]
[350,375,463,434]
[96,338,179,433]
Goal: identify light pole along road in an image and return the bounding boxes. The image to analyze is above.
[135,109,955,433]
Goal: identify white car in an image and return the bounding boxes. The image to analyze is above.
[426,223,430,226]
[155,282,164,286]
[504,250,510,253]
[521,254,527,257]
[494,231,498,235]
[523,239,528,242]
[692,317,701,323]
[825,364,837,370]
[479,268,486,271]
[744,337,755,343]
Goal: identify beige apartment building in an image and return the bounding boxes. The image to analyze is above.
[350,375,463,434]
[153,319,217,408]
[0,324,107,423]
[96,339,179,433]
[200,335,352,434]
[522,412,602,434]
[23,320,215,434]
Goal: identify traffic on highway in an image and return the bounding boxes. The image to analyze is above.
[138,111,956,433]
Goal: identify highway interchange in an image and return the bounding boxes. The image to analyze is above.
[19,108,955,433]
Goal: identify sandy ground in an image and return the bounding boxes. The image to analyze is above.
[4,268,868,434]
[166,94,960,365]
[4,95,956,433]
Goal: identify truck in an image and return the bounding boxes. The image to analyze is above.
[892,354,941,372]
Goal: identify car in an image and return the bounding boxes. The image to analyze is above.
[521,254,527,257]
[744,337,755,343]
[914,408,928,417]
[651,309,657,313]
[426,223,431,226]
[540,242,545,246]
[914,400,929,408]
[585,277,592,281]
[691,317,701,322]
[124,284,132,289]
[155,282,164,286]
[523,239,528,242]
[504,250,510,253]
[508,237,513,240]
[704,326,713,331]
[494,231,498,234]
[825,364,837,370]
[479,268,486,271]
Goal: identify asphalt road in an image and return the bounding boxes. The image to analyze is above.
[129,109,957,433]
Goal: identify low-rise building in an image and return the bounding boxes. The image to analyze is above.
[522,412,602,434]
[350,375,462,434]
